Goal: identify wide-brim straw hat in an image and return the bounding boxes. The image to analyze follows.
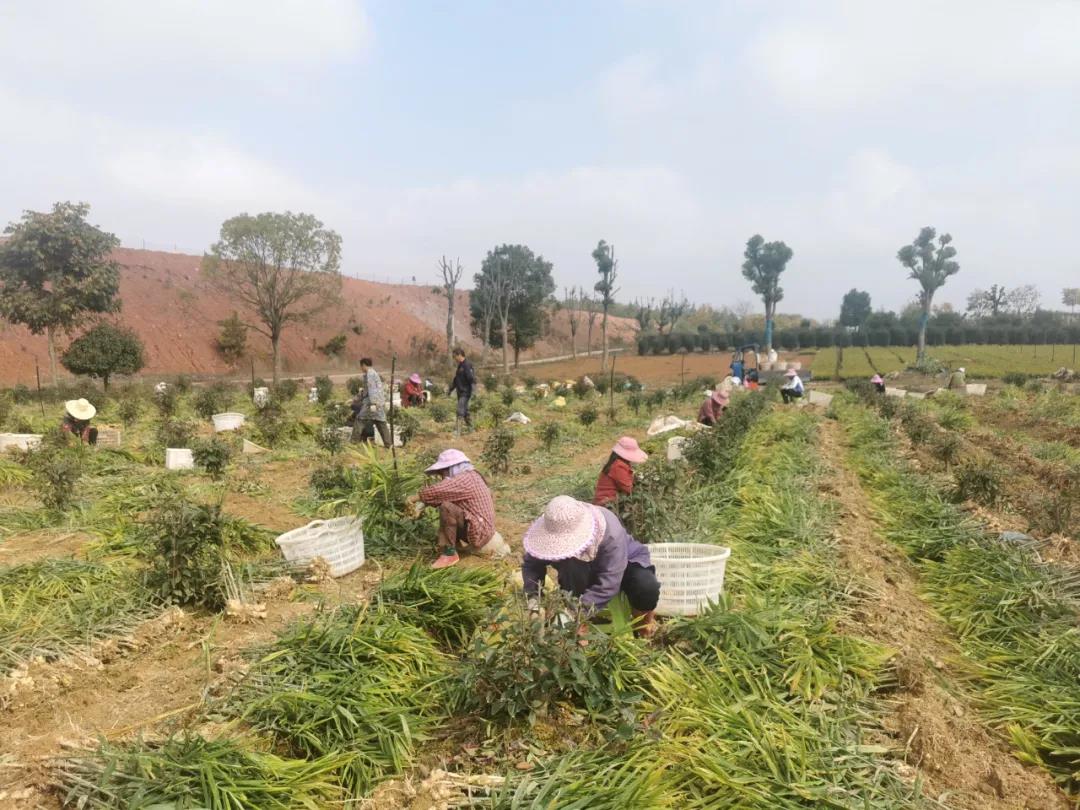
[612,436,647,464]
[524,496,604,561]
[65,398,96,421]
[784,369,797,377]
[425,448,470,472]
[711,389,730,405]
[409,373,422,384]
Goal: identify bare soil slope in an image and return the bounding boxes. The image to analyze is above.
[0,247,637,385]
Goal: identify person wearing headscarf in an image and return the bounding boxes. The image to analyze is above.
[697,389,730,426]
[522,495,661,637]
[61,398,98,445]
[871,373,885,394]
[780,369,804,403]
[593,436,648,507]
[415,449,496,569]
[402,373,425,407]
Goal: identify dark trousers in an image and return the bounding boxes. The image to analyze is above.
[781,389,803,404]
[555,560,661,612]
[355,419,392,447]
[456,393,472,427]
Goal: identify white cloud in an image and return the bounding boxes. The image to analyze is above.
[0,0,370,77]
[747,0,1080,110]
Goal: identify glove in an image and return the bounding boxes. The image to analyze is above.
[526,596,540,615]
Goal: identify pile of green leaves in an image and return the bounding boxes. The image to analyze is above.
[230,606,451,794]
[613,456,685,541]
[0,558,157,672]
[375,563,505,648]
[57,734,347,809]
[682,392,769,482]
[352,447,438,557]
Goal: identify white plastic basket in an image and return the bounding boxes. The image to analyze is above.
[165,448,194,470]
[0,433,43,452]
[275,516,365,577]
[651,542,731,616]
[212,412,246,432]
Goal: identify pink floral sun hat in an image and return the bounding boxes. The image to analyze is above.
[409,373,422,384]
[871,374,883,384]
[523,496,604,561]
[711,389,730,404]
[425,448,470,472]
[611,436,647,464]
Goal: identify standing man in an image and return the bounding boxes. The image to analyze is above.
[353,357,393,447]
[448,347,475,434]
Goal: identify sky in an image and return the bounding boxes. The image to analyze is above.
[1,0,1078,320]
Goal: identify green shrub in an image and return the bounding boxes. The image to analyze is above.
[572,378,592,398]
[154,386,179,417]
[1002,372,1028,387]
[346,376,363,396]
[538,422,562,452]
[501,388,515,406]
[452,592,646,723]
[482,427,515,474]
[309,463,356,500]
[192,383,235,420]
[614,457,684,540]
[483,372,499,391]
[627,392,643,415]
[392,410,420,445]
[315,426,345,457]
[192,437,233,479]
[952,461,1002,506]
[579,405,599,426]
[321,401,350,427]
[116,397,141,427]
[254,402,296,447]
[155,418,195,449]
[487,402,508,427]
[173,375,193,394]
[314,376,334,404]
[429,402,450,423]
[142,498,237,611]
[932,432,963,471]
[61,323,145,390]
[273,379,299,401]
[26,437,84,511]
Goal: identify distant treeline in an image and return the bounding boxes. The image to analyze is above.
[637,324,1080,355]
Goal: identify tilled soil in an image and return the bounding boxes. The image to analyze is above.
[816,417,1069,810]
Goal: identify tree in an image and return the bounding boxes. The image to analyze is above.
[896,226,959,362]
[584,293,599,356]
[438,255,464,365]
[0,202,121,385]
[741,234,793,351]
[471,272,498,367]
[657,292,691,335]
[838,289,872,331]
[1005,284,1040,316]
[633,298,654,333]
[469,244,554,372]
[1063,287,1080,321]
[61,322,145,390]
[592,240,619,371]
[564,287,584,358]
[203,211,342,383]
[966,285,1006,318]
[216,311,248,365]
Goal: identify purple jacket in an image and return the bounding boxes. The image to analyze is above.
[522,506,651,611]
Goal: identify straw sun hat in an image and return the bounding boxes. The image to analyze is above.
[784,369,798,377]
[523,496,604,561]
[611,436,647,464]
[425,448,470,473]
[711,389,730,405]
[65,398,96,421]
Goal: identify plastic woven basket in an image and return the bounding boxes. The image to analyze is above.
[0,433,43,452]
[651,542,731,617]
[212,412,246,432]
[275,516,365,578]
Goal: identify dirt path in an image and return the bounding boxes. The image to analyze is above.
[816,418,1069,810]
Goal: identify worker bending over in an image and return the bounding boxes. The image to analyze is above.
[414,449,496,569]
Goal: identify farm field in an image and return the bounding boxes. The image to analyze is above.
[810,344,1080,380]
[0,370,1077,808]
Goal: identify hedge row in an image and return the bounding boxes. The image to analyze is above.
[637,326,1080,355]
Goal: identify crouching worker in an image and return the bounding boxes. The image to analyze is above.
[697,389,729,426]
[402,373,425,407]
[414,449,497,569]
[522,495,661,638]
[62,399,98,445]
[871,373,885,394]
[780,368,804,403]
[593,436,648,507]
